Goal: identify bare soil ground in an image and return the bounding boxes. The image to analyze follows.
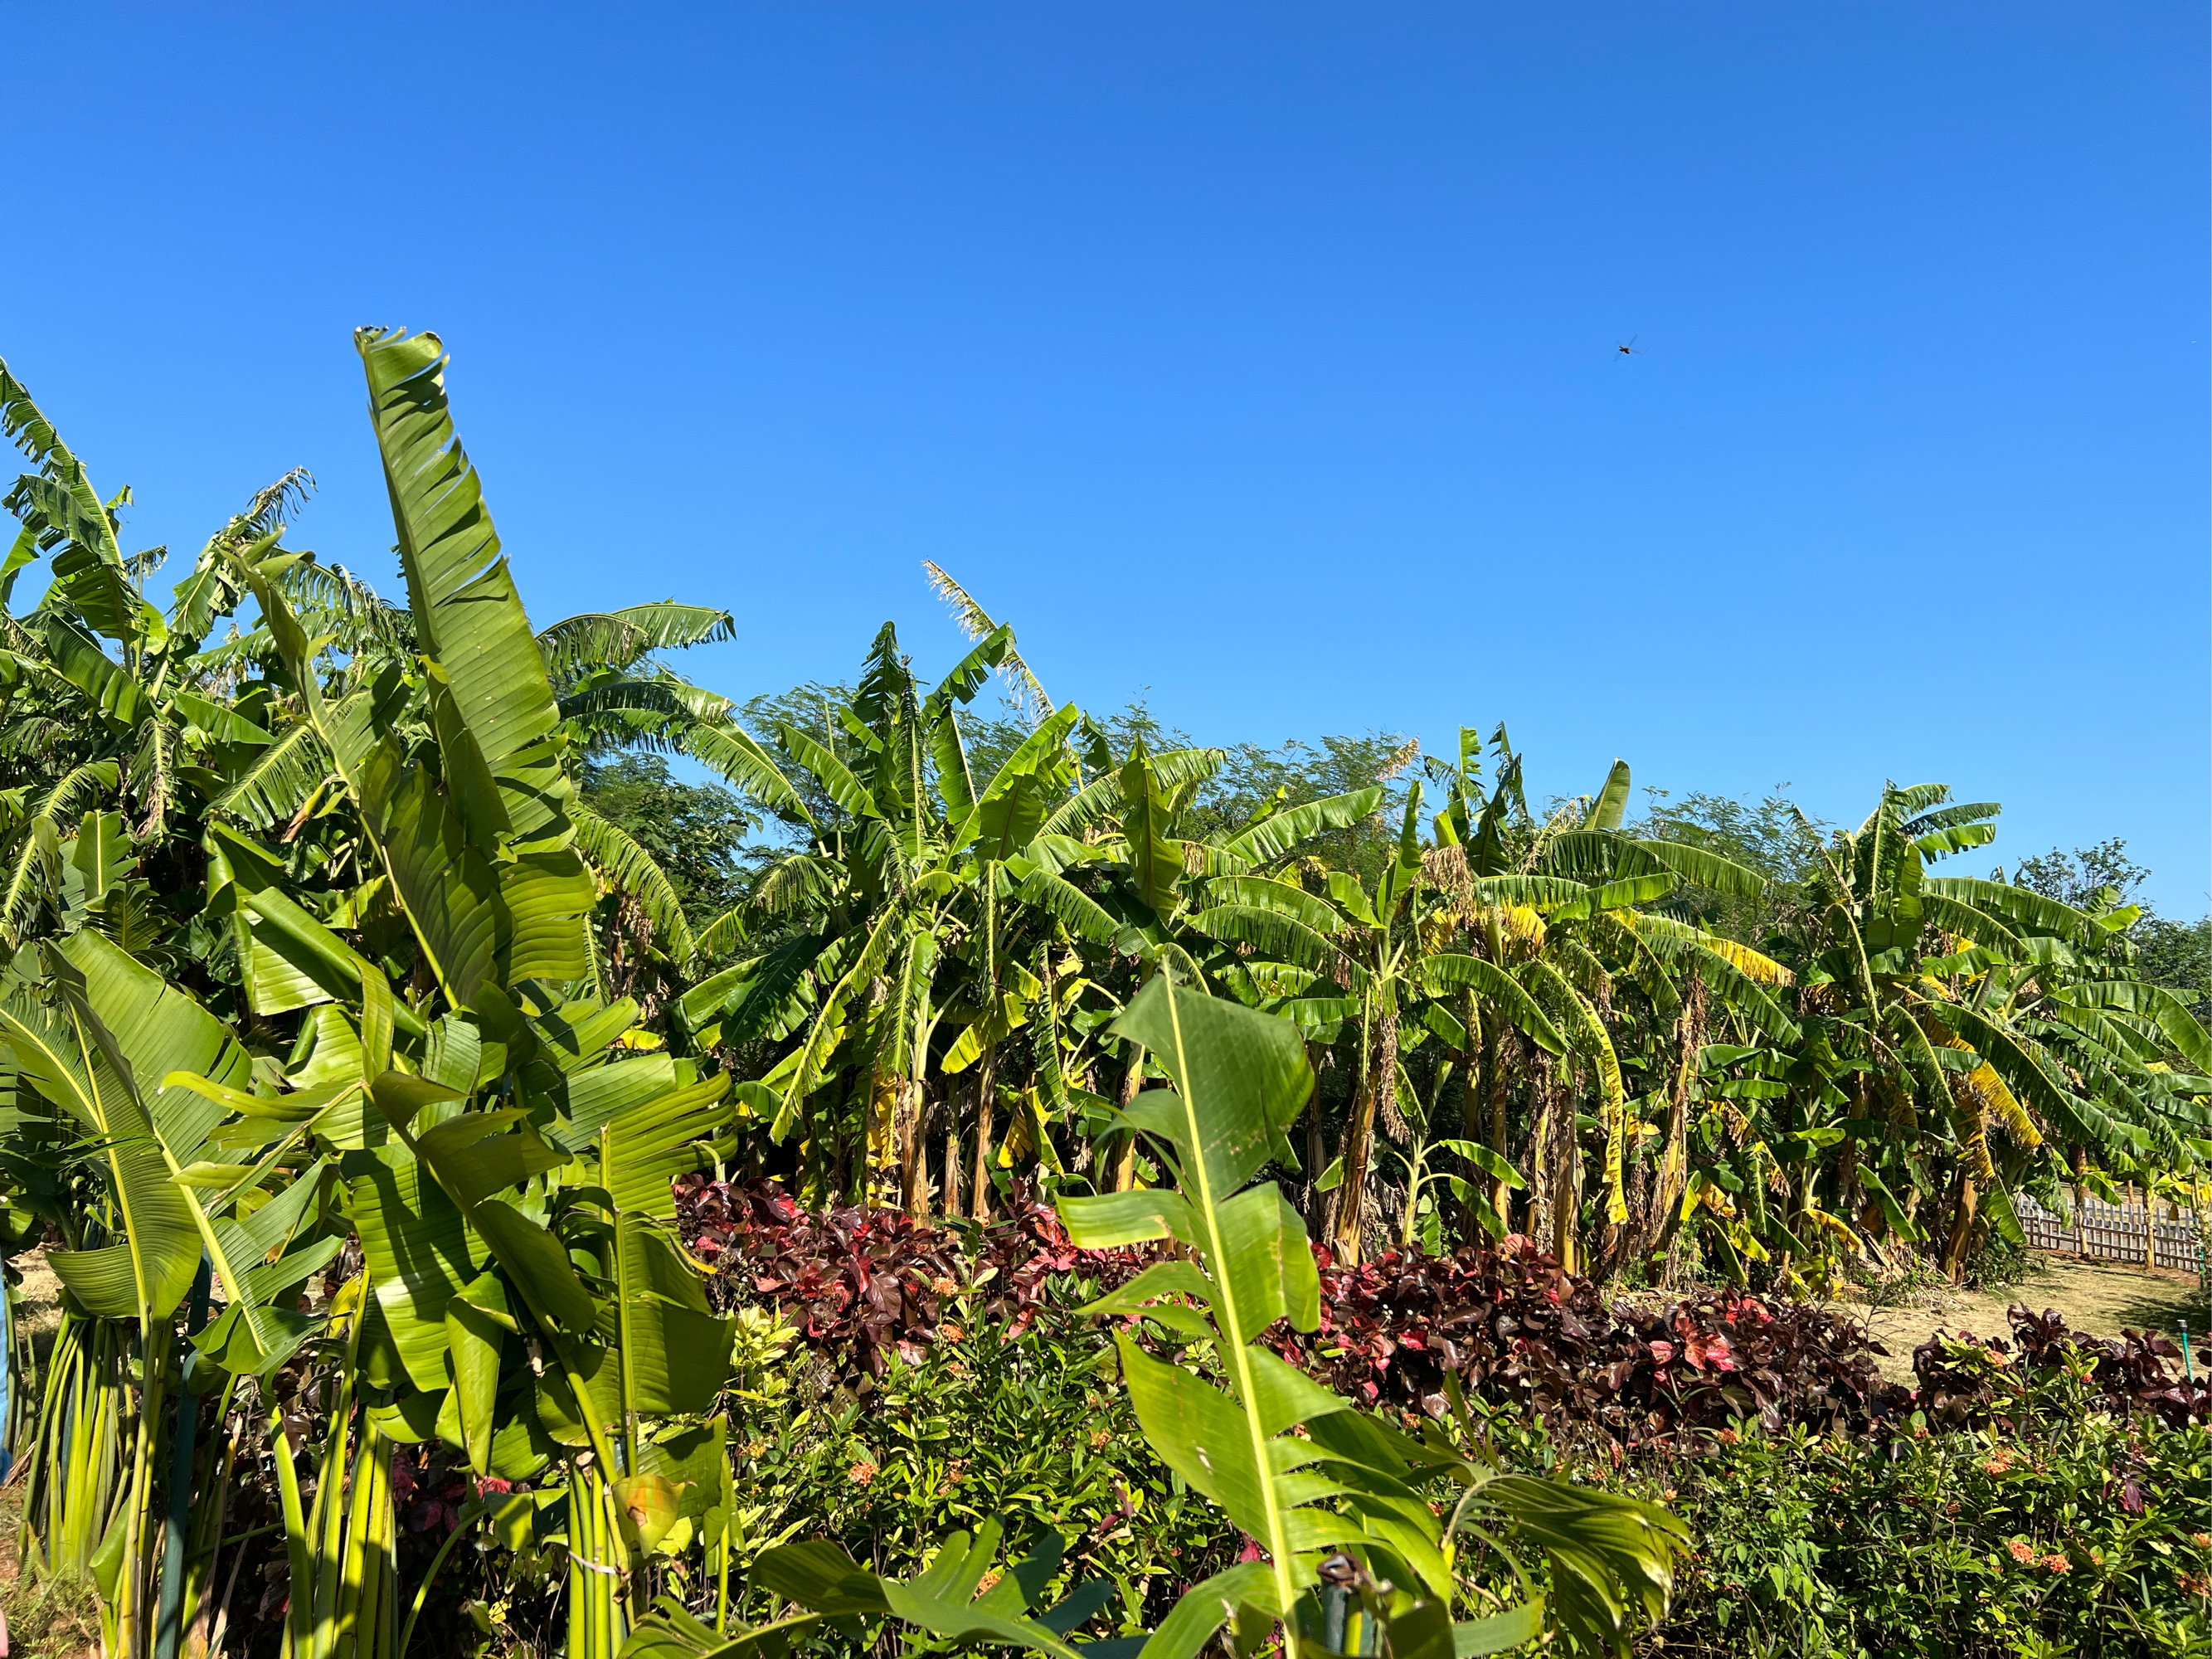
[2,1252,101,1659]
[1837,1253,2211,1386]
[14,1250,61,1365]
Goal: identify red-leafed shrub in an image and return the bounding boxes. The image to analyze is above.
[674,1180,2206,1441]
[675,1176,1148,1374]
[1913,1306,2210,1431]
[1267,1236,1901,1447]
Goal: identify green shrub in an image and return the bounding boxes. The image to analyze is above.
[711,1263,2212,1657]
[1962,1235,2047,1296]
[1573,1353,2210,1657]
[721,1303,1237,1638]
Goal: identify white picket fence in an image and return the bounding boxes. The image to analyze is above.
[2015,1192,2205,1272]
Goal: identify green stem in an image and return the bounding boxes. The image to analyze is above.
[270,1408,313,1659]
[153,1256,212,1659]
[394,1508,480,1659]
[714,1511,732,1633]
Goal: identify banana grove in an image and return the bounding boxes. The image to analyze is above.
[0,330,2200,1659]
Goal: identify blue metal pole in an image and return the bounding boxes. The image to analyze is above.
[0,1255,14,1485]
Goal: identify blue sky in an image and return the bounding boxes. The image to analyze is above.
[4,4,2205,910]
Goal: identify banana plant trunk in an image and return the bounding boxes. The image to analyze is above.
[1835,1131,1861,1230]
[1641,1009,1699,1272]
[1459,991,1495,1235]
[1111,958,1162,1192]
[1330,999,1397,1266]
[897,1078,928,1218]
[152,1258,212,1659]
[110,1331,167,1659]
[941,1103,962,1221]
[1549,1064,1582,1274]
[1304,1042,1330,1231]
[1941,1165,1979,1282]
[1479,920,1514,1224]
[566,1457,629,1659]
[1523,1052,1554,1246]
[1110,1041,1144,1193]
[969,1045,998,1219]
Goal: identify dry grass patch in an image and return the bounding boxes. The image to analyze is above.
[1842,1253,2210,1385]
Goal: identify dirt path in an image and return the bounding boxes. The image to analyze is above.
[14,1251,61,1366]
[1838,1254,2210,1385]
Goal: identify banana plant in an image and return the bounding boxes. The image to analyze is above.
[1,327,745,1659]
[1186,776,1565,1266]
[1417,744,1789,1272]
[677,618,1100,1212]
[0,350,736,1021]
[1740,784,2210,1284]
[4,928,338,1658]
[247,328,735,1658]
[1347,1055,1527,1253]
[1625,782,2210,1291]
[1059,971,1685,1657]
[0,358,351,956]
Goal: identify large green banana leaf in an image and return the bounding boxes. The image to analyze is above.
[10,934,330,1371]
[357,328,572,850]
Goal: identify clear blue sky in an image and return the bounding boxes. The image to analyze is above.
[5,5,2205,910]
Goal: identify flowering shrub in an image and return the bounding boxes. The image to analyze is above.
[1623,1393,2212,1655]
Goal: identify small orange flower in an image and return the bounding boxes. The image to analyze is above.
[2042,1554,2069,1574]
[1715,1428,1738,1446]
[1089,1429,1111,1451]
[932,1277,960,1296]
[940,1323,964,1342]
[2192,1533,2211,1550]
[2007,1540,2035,1564]
[1984,1453,2011,1476]
[848,1459,878,1486]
